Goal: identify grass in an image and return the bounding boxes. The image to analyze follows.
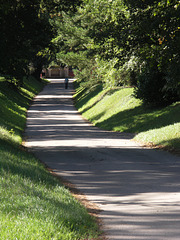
[74,83,180,152]
[0,76,99,240]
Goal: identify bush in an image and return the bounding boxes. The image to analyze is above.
[134,66,179,107]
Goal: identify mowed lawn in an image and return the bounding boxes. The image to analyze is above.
[0,77,99,240]
[74,84,180,152]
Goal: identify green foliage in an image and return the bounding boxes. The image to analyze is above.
[57,51,90,69]
[129,0,180,107]
[0,0,82,81]
[52,2,130,89]
[0,0,53,80]
[43,0,180,107]
[1,0,179,105]
[134,65,179,106]
[60,0,179,106]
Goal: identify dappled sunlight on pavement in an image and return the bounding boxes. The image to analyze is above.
[25,78,180,240]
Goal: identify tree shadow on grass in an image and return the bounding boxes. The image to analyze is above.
[0,141,98,238]
[158,137,180,153]
[0,81,36,134]
[79,87,132,115]
[0,141,55,186]
[95,103,180,133]
[75,85,103,113]
[0,82,30,108]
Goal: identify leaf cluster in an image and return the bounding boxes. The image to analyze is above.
[0,0,81,82]
[49,0,179,105]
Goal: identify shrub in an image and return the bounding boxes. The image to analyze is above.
[134,66,179,107]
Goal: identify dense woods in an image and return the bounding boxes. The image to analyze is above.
[0,0,80,82]
[0,0,180,106]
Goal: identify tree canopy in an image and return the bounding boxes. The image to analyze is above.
[52,0,180,106]
[0,0,81,82]
[0,0,179,106]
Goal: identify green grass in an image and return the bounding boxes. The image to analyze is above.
[74,84,180,152]
[0,77,99,240]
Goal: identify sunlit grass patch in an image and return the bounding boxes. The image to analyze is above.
[0,76,99,239]
[0,126,20,145]
[0,146,98,240]
[74,84,180,151]
[135,123,180,150]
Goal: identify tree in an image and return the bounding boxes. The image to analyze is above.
[0,0,81,83]
[49,0,179,106]
[82,0,180,105]
[124,0,180,105]
[53,0,129,88]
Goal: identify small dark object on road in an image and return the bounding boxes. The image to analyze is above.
[65,78,69,89]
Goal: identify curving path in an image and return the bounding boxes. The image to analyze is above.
[25,79,180,240]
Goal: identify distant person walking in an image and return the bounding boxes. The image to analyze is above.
[65,77,69,89]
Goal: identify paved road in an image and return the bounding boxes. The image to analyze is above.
[25,79,180,240]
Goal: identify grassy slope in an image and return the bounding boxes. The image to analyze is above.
[74,84,180,152]
[0,77,99,240]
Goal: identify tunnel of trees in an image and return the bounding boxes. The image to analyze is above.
[0,0,179,106]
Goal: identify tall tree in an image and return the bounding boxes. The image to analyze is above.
[124,0,180,105]
[0,0,81,82]
[81,0,180,105]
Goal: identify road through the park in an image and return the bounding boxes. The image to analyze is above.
[25,79,180,240]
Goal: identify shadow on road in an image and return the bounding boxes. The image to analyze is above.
[25,79,180,240]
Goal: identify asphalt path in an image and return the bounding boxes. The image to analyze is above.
[25,78,180,240]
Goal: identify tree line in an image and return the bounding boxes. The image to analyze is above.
[0,0,179,106]
[0,0,80,82]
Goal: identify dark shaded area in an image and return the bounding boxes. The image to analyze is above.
[0,78,46,134]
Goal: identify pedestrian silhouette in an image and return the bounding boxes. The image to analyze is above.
[65,78,69,89]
